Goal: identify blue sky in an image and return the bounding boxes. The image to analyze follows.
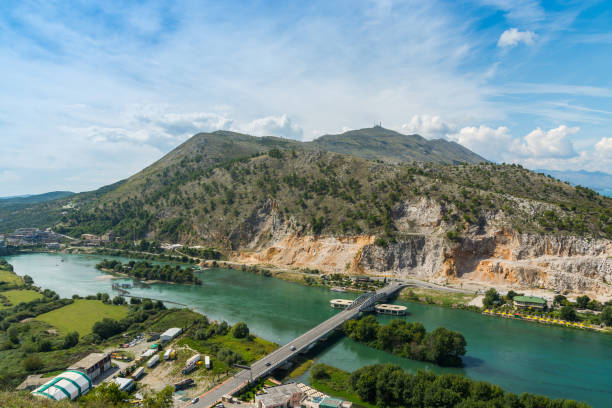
[1,0,611,195]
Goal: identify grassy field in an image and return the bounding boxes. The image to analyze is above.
[1,289,43,305]
[400,287,476,307]
[178,333,277,376]
[310,364,377,408]
[0,269,23,287]
[36,299,128,335]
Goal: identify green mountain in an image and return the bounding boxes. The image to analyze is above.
[0,128,610,245]
[310,126,485,164]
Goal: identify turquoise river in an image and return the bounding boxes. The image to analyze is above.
[4,253,612,407]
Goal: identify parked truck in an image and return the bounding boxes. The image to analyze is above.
[163,348,174,361]
[186,354,200,366]
[147,354,159,368]
[132,367,145,380]
[182,363,197,375]
[174,378,194,391]
[205,355,210,369]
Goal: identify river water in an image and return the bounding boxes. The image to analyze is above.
[4,253,611,407]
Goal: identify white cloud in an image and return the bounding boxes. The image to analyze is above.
[595,137,612,155]
[498,28,536,47]
[400,115,456,139]
[513,125,578,158]
[237,114,303,140]
[0,170,21,184]
[447,125,511,160]
[138,112,234,139]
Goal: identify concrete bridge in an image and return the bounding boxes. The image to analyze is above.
[190,282,406,408]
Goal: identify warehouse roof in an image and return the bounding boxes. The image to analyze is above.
[68,353,108,370]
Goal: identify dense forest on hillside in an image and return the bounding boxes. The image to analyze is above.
[52,148,612,246]
[1,130,611,246]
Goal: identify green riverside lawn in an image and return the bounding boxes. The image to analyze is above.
[35,299,128,335]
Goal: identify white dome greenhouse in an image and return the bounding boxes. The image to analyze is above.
[32,370,92,401]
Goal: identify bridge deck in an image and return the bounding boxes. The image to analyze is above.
[190,282,405,408]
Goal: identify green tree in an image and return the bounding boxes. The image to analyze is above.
[83,381,128,404]
[482,288,501,308]
[7,326,19,344]
[63,331,79,349]
[560,305,577,321]
[576,295,590,309]
[423,327,467,367]
[554,295,568,306]
[601,306,612,326]
[142,386,174,408]
[231,321,249,339]
[92,318,122,339]
[112,296,126,305]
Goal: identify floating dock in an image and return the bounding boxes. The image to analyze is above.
[330,299,353,309]
[330,299,407,315]
[374,304,407,315]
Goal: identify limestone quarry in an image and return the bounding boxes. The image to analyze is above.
[234,198,612,298]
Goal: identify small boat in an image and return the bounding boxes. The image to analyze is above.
[330,287,346,293]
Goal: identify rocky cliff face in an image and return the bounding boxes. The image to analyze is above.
[232,198,612,297]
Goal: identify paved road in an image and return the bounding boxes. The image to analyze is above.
[188,283,405,408]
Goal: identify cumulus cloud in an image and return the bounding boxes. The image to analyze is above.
[513,125,579,158]
[138,112,234,139]
[237,114,304,140]
[400,115,456,139]
[595,137,612,154]
[497,28,536,47]
[447,125,511,160]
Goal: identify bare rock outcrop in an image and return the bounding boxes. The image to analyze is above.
[229,197,612,297]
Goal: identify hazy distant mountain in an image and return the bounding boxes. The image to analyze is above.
[0,191,74,206]
[538,169,612,197]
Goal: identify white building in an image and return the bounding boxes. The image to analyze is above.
[256,383,303,408]
[160,327,182,342]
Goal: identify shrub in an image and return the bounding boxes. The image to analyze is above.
[232,322,249,339]
[23,355,43,372]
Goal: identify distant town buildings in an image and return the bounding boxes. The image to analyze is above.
[5,228,64,246]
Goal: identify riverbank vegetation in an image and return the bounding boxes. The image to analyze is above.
[310,363,591,408]
[95,259,202,285]
[343,315,467,367]
[482,288,612,327]
[401,288,477,309]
